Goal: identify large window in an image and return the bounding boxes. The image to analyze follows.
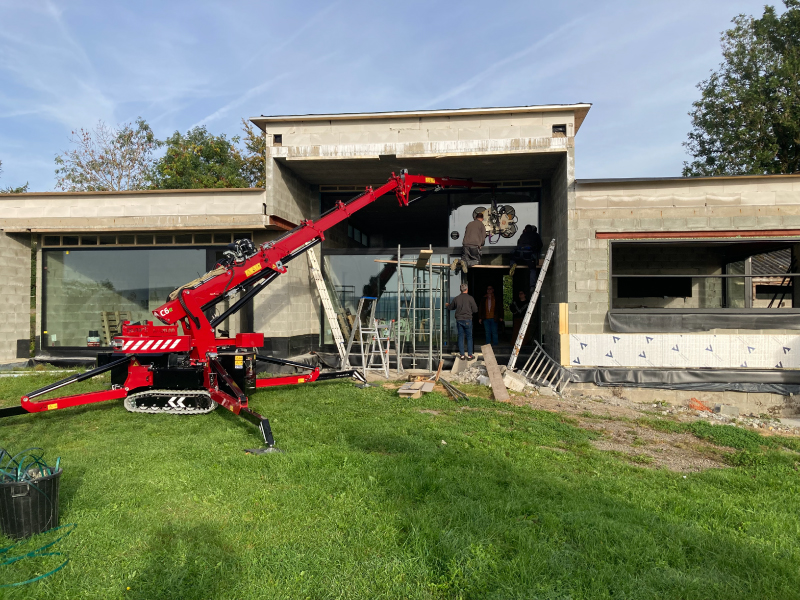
[320,249,458,354]
[611,241,800,310]
[43,248,215,348]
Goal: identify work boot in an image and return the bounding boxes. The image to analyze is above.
[450,258,459,273]
[460,260,468,273]
[509,263,516,276]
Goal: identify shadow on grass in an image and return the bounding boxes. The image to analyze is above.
[128,522,240,600]
[344,422,799,599]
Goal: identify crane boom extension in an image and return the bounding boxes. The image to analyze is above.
[4,171,487,450]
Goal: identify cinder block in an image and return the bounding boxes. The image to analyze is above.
[713,404,740,417]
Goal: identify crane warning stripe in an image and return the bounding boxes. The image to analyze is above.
[169,339,182,349]
[150,340,163,350]
[122,341,133,350]
[131,341,144,350]
[141,341,154,350]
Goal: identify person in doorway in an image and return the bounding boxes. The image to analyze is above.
[451,212,486,274]
[445,283,478,359]
[479,285,499,346]
[509,289,530,346]
[509,225,543,290]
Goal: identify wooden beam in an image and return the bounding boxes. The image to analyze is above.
[416,249,432,269]
[481,344,510,402]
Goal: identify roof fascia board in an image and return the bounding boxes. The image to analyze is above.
[251,103,592,131]
[577,173,800,185]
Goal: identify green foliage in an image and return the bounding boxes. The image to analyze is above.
[240,119,266,188]
[0,158,29,193]
[687,421,765,451]
[683,1,800,176]
[54,118,160,191]
[3,375,800,598]
[151,126,249,189]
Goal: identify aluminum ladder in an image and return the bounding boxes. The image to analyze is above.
[508,238,556,370]
[307,250,349,368]
[343,297,391,378]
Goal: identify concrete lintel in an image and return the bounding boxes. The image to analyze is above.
[274,136,572,162]
[1,214,270,232]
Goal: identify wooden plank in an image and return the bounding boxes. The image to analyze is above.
[415,249,433,269]
[481,344,510,402]
[434,359,443,382]
[398,389,423,399]
[421,382,435,393]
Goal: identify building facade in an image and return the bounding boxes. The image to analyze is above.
[2,103,800,400]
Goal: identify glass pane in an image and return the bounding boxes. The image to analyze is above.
[43,236,60,246]
[117,235,135,245]
[214,233,231,244]
[321,252,455,356]
[175,234,192,244]
[99,235,116,245]
[155,234,173,245]
[62,236,79,246]
[43,249,207,347]
[137,235,153,245]
[194,233,212,244]
[726,261,746,308]
[81,236,97,245]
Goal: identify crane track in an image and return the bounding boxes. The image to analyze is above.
[123,389,218,415]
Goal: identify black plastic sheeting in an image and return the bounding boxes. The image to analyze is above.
[572,367,800,395]
[608,310,800,333]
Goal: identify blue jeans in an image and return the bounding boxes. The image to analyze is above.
[456,319,473,356]
[483,318,499,346]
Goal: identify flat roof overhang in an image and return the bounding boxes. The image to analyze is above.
[252,103,592,134]
[275,152,567,186]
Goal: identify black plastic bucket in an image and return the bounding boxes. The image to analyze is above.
[0,469,61,540]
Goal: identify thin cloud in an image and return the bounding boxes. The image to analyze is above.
[422,13,593,110]
[190,72,292,129]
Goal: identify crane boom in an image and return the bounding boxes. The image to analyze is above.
[7,170,488,450]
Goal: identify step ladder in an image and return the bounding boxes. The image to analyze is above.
[508,238,556,371]
[343,297,392,378]
[365,319,393,379]
[307,250,349,368]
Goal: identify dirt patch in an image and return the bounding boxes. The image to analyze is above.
[508,391,734,471]
[584,419,731,472]
[418,409,442,416]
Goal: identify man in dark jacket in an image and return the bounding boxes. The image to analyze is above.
[446,283,479,359]
[451,213,486,273]
[509,224,543,289]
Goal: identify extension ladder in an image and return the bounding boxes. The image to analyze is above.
[508,238,556,370]
[307,250,349,368]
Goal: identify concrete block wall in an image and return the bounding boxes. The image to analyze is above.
[611,245,724,309]
[0,232,31,362]
[0,189,267,233]
[571,174,800,334]
[539,152,573,357]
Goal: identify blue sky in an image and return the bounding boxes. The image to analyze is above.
[0,0,776,191]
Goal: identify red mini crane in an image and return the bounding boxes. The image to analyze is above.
[1,171,485,450]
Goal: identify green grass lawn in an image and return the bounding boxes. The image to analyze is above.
[1,372,800,599]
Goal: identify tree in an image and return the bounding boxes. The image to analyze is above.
[683,1,800,176]
[54,118,160,191]
[241,118,266,188]
[151,126,250,189]
[0,159,29,193]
